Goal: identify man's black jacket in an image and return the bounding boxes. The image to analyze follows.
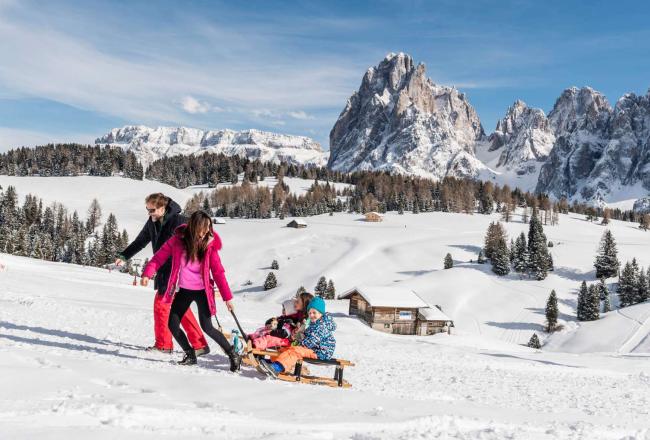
[119,199,185,293]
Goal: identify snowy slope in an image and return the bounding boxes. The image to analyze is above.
[2,176,650,437]
[2,254,650,439]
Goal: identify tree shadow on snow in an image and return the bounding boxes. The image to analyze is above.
[525,307,574,322]
[480,352,584,369]
[553,266,596,282]
[448,244,482,255]
[484,321,545,332]
[397,269,438,276]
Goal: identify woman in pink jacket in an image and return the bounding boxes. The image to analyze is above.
[141,210,240,371]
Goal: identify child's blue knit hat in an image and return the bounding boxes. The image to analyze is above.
[308,296,326,315]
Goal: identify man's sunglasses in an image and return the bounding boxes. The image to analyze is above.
[146,207,158,214]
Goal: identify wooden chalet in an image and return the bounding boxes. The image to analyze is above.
[286,219,308,228]
[338,286,453,335]
[364,212,384,222]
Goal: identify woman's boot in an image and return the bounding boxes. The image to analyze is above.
[178,350,197,366]
[227,348,241,372]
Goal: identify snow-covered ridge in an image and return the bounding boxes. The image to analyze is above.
[96,125,328,168]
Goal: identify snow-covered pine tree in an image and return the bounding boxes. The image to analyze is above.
[296,286,307,295]
[326,279,336,299]
[597,278,609,301]
[586,284,600,321]
[509,238,516,265]
[545,290,558,332]
[263,272,278,290]
[527,209,551,280]
[315,276,328,297]
[491,237,510,276]
[86,198,102,233]
[617,262,636,308]
[477,249,486,264]
[271,259,279,270]
[594,230,619,279]
[513,233,528,273]
[602,292,612,313]
[577,281,589,321]
[635,268,649,304]
[527,333,541,349]
[444,253,453,269]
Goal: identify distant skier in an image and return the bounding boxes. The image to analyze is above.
[141,210,241,371]
[115,193,209,355]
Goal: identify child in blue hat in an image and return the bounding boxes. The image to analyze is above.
[258,296,336,378]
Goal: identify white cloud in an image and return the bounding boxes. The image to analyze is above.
[287,110,315,120]
[180,96,211,114]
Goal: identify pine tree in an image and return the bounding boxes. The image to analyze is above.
[491,237,510,276]
[527,333,541,349]
[577,281,589,321]
[477,249,486,264]
[586,284,600,321]
[594,230,619,279]
[86,198,102,233]
[513,233,528,273]
[263,272,278,290]
[602,292,612,313]
[545,290,558,332]
[597,278,609,301]
[296,286,307,295]
[444,253,453,269]
[527,209,551,280]
[314,276,328,297]
[326,279,336,300]
[635,268,649,304]
[271,259,279,270]
[617,262,636,308]
[484,222,506,261]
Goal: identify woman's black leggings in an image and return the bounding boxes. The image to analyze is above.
[169,288,232,354]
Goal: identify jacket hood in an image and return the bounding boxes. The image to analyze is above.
[174,224,223,250]
[162,199,182,225]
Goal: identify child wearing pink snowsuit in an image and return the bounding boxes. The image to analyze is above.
[250,292,314,350]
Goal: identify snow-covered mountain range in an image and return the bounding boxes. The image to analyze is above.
[96,126,328,168]
[91,53,650,205]
[329,53,650,205]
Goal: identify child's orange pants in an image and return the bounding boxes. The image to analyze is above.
[272,346,317,372]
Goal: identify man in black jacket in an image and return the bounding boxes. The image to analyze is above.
[116,193,209,355]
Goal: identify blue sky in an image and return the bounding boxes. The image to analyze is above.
[1,0,649,152]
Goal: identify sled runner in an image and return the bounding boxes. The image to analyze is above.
[244,347,354,388]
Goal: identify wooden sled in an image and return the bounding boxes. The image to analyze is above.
[244,347,354,388]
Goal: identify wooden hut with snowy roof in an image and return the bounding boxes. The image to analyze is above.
[364,212,384,222]
[286,219,307,228]
[338,286,453,335]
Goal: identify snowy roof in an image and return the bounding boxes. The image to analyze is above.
[288,218,307,225]
[418,306,452,322]
[339,286,429,308]
[365,211,384,217]
[212,217,226,224]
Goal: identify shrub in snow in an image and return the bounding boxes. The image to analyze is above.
[271,259,279,270]
[527,334,541,349]
[264,272,278,290]
[444,253,453,269]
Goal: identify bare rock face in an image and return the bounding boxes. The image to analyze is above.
[535,87,613,201]
[487,100,555,176]
[96,125,326,168]
[328,52,486,179]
